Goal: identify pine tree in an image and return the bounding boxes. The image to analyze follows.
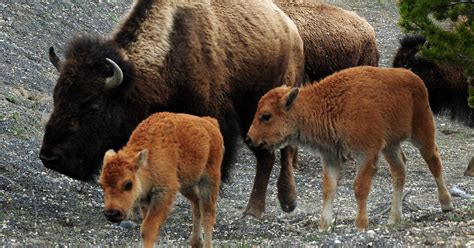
[398,0,474,108]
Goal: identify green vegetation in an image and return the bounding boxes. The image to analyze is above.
[110,13,119,23]
[10,112,25,137]
[5,94,17,104]
[398,0,474,108]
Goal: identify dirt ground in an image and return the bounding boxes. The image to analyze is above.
[1,1,473,247]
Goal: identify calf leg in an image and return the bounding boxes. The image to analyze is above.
[199,181,219,248]
[354,153,378,230]
[383,145,406,225]
[418,145,453,211]
[277,146,297,213]
[319,152,343,231]
[411,115,453,212]
[244,149,275,218]
[182,187,203,248]
[141,191,177,248]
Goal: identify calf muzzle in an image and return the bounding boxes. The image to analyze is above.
[104,209,123,223]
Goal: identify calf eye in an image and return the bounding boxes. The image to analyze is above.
[123,180,133,191]
[260,113,272,122]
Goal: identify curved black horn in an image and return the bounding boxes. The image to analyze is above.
[105,58,124,89]
[48,47,61,72]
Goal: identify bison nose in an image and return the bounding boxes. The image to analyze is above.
[104,209,122,222]
[39,148,61,168]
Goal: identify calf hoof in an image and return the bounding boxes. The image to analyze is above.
[243,204,265,219]
[355,216,369,230]
[387,212,402,225]
[440,195,454,212]
[190,237,203,248]
[319,217,334,232]
[441,202,454,213]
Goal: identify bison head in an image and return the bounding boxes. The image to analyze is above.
[100,149,147,222]
[40,36,142,181]
[246,86,300,151]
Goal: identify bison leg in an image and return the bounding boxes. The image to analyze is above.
[141,192,176,248]
[244,149,275,219]
[319,152,343,231]
[354,153,378,230]
[277,146,297,213]
[383,145,407,225]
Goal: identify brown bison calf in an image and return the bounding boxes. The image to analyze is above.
[99,112,224,248]
[246,66,453,230]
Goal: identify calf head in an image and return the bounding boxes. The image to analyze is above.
[246,86,299,151]
[99,149,148,223]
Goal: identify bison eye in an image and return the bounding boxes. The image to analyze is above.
[260,113,272,122]
[90,104,100,112]
[123,180,133,191]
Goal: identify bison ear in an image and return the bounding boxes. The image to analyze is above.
[103,149,116,164]
[283,87,299,111]
[134,149,148,169]
[48,47,62,72]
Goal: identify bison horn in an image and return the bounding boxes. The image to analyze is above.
[48,47,61,72]
[105,58,124,89]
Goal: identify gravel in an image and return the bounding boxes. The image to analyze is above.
[1,1,473,246]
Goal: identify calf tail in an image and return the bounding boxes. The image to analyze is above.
[393,35,473,127]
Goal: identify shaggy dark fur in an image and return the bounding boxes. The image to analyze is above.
[393,35,473,127]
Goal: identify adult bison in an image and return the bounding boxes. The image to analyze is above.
[40,0,379,218]
[393,35,472,127]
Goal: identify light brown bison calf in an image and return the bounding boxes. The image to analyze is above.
[99,112,224,248]
[246,66,453,230]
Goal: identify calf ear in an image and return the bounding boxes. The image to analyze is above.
[103,149,116,164]
[134,149,148,169]
[284,87,299,110]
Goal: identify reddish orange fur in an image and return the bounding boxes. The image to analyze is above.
[247,66,453,230]
[99,112,224,248]
[465,157,474,177]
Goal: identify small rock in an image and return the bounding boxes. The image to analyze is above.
[118,220,138,229]
[367,230,376,239]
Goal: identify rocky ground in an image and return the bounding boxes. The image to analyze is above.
[1,1,473,247]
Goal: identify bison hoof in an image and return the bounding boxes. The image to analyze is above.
[279,200,297,213]
[242,205,265,219]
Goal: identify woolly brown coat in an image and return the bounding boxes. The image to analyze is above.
[277,1,380,80]
[247,66,453,230]
[100,112,224,248]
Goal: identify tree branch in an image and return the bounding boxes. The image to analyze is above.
[449,1,474,7]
